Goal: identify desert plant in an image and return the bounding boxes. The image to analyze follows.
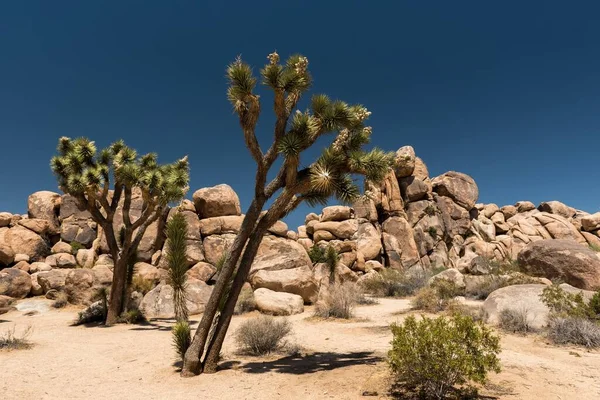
[547,317,600,348]
[166,212,189,322]
[0,325,33,350]
[314,281,358,319]
[445,303,488,323]
[412,287,446,313]
[540,284,591,319]
[362,268,429,297]
[172,321,192,362]
[424,204,437,216]
[498,308,537,334]
[70,241,86,253]
[430,279,463,300]
[427,226,437,239]
[183,52,394,375]
[118,308,146,324]
[324,245,339,283]
[466,276,507,300]
[52,292,69,309]
[130,276,154,295]
[388,314,501,399]
[235,315,292,356]
[589,291,600,318]
[234,285,257,315]
[51,137,189,325]
[589,243,600,252]
[308,245,327,264]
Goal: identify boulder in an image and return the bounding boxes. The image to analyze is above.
[538,201,575,219]
[399,176,429,202]
[429,268,465,290]
[5,225,49,261]
[186,262,216,282]
[37,269,68,293]
[95,254,114,268]
[305,213,320,224]
[18,218,51,235]
[76,249,97,268]
[45,253,77,268]
[466,256,491,275]
[134,262,161,283]
[313,220,358,240]
[193,184,241,218]
[413,157,430,181]
[380,171,404,216]
[515,201,536,213]
[297,238,313,252]
[482,204,500,219]
[139,280,213,319]
[0,212,12,227]
[500,205,518,220]
[199,215,244,236]
[432,171,478,210]
[267,220,288,237]
[59,195,96,246]
[0,231,15,266]
[581,212,600,232]
[51,241,73,254]
[250,236,313,274]
[394,145,416,178]
[29,262,52,273]
[13,261,30,272]
[250,266,318,303]
[313,230,335,243]
[352,197,378,222]
[254,288,304,316]
[518,239,600,290]
[27,191,61,232]
[0,268,32,298]
[64,269,95,304]
[382,216,420,269]
[321,206,353,222]
[202,233,236,265]
[287,230,298,241]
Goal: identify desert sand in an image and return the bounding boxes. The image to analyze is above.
[1,298,599,400]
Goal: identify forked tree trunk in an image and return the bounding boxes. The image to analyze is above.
[181,201,263,376]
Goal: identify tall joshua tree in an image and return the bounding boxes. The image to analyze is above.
[182,52,394,375]
[51,137,189,325]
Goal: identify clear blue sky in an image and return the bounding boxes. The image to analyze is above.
[1,1,599,229]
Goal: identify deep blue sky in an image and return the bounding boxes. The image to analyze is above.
[1,1,599,229]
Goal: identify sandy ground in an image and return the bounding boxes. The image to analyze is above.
[1,298,599,400]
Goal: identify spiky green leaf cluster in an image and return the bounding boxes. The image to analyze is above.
[50,137,189,205]
[166,212,189,322]
[260,52,312,93]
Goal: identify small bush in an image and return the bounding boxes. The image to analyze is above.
[430,279,462,300]
[314,282,357,319]
[172,320,191,361]
[498,308,537,334]
[362,269,429,297]
[466,276,507,300]
[548,317,600,348]
[52,292,69,309]
[234,286,256,315]
[389,314,501,399]
[70,241,86,253]
[445,303,488,323]
[235,316,292,356]
[118,308,146,324]
[0,325,33,350]
[589,291,600,318]
[131,276,154,295]
[540,284,591,319]
[589,243,600,252]
[308,245,327,264]
[427,226,437,239]
[412,287,445,313]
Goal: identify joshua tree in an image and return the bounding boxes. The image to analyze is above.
[166,212,189,322]
[51,137,189,325]
[182,52,394,375]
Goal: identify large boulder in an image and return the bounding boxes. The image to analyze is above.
[250,236,312,274]
[432,171,478,210]
[320,206,353,222]
[356,223,382,261]
[394,145,416,178]
[581,212,600,232]
[518,239,600,290]
[18,218,51,235]
[429,268,465,290]
[399,176,429,202]
[0,229,15,266]
[313,220,358,240]
[250,265,318,303]
[134,262,161,283]
[199,215,244,236]
[28,191,61,233]
[382,216,420,269]
[37,269,68,293]
[538,201,575,219]
[0,212,12,227]
[193,184,241,218]
[483,283,595,330]
[64,269,95,304]
[202,233,236,265]
[254,288,304,316]
[186,262,216,282]
[59,194,96,246]
[4,225,49,261]
[0,268,32,298]
[139,279,213,319]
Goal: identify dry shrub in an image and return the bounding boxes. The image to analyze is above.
[131,276,154,295]
[362,269,429,297]
[547,317,600,348]
[234,285,256,315]
[314,282,358,319]
[498,308,537,334]
[118,308,146,324]
[412,280,462,313]
[52,292,69,309]
[0,325,33,350]
[445,302,488,323]
[235,315,292,356]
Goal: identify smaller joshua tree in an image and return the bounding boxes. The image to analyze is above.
[166,212,189,322]
[51,137,189,325]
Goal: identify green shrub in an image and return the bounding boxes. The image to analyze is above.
[589,243,600,252]
[361,269,429,297]
[540,284,591,319]
[430,279,462,300]
[548,317,600,348]
[314,282,357,319]
[172,320,192,361]
[235,316,292,356]
[308,245,327,264]
[70,241,86,253]
[118,308,146,324]
[234,285,256,315]
[412,280,463,313]
[588,290,600,318]
[389,314,501,399]
[445,303,487,323]
[498,308,537,334]
[427,226,437,239]
[0,325,33,350]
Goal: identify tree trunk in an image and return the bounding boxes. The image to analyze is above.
[106,255,128,325]
[181,200,263,377]
[202,225,268,373]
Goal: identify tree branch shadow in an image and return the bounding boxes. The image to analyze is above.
[128,318,198,331]
[221,351,382,375]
